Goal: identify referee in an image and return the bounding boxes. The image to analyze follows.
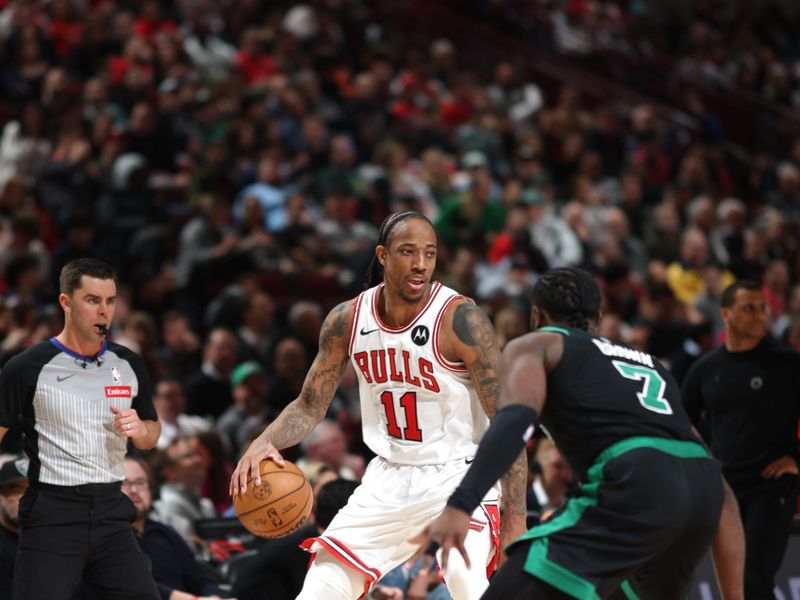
[0,258,161,599]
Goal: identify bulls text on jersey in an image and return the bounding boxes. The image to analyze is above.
[352,348,440,392]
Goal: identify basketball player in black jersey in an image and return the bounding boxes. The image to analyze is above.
[415,267,745,600]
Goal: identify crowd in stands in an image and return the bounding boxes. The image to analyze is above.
[0,0,799,597]
[470,0,800,108]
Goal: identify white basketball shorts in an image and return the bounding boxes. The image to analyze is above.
[300,456,501,598]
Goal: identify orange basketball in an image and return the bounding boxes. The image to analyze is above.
[233,459,313,538]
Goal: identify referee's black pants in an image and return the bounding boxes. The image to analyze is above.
[734,474,799,600]
[13,482,159,600]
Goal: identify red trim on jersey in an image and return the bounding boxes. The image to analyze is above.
[299,535,381,599]
[348,292,366,356]
[432,295,471,372]
[371,281,442,333]
[481,502,502,577]
[468,515,486,532]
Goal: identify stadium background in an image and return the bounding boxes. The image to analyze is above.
[0,0,799,597]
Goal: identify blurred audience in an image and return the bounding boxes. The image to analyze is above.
[0,456,28,597]
[190,431,235,515]
[217,361,271,459]
[153,378,211,450]
[0,0,798,593]
[298,420,365,482]
[184,328,238,420]
[526,439,574,526]
[122,456,224,600]
[153,438,217,542]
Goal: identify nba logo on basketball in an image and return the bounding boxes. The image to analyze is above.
[111,367,121,384]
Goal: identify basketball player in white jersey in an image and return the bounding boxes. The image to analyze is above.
[230,211,528,600]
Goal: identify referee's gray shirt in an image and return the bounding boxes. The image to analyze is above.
[0,338,157,487]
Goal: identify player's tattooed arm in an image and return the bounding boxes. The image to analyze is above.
[452,303,501,407]
[264,300,353,449]
[451,303,529,538]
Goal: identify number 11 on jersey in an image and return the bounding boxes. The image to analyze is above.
[380,390,423,442]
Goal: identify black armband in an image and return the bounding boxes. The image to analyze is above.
[447,404,539,515]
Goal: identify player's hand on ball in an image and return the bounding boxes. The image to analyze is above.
[229,436,285,497]
[409,506,472,571]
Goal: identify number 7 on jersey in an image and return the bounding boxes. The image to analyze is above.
[612,360,673,415]
[380,391,423,442]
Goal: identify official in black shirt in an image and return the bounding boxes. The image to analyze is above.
[682,280,800,600]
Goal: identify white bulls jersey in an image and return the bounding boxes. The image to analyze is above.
[348,282,490,465]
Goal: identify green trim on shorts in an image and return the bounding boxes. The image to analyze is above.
[538,326,571,336]
[593,436,708,464]
[514,436,709,599]
[621,580,641,600]
[528,538,601,600]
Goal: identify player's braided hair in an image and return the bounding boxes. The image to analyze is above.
[363,210,433,289]
[531,267,601,331]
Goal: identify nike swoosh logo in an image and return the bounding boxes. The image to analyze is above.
[57,374,76,382]
[465,458,475,464]
[360,327,380,335]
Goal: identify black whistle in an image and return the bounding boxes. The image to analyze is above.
[97,324,109,336]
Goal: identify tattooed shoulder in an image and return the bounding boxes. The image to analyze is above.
[452,302,497,349]
[319,299,355,351]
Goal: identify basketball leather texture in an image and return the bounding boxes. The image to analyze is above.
[233,459,313,538]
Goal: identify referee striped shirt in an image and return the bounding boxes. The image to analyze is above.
[0,338,157,487]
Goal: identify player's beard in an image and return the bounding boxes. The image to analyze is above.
[398,279,429,304]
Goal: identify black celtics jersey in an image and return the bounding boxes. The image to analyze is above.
[539,326,699,478]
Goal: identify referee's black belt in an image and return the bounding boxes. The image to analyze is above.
[32,480,122,500]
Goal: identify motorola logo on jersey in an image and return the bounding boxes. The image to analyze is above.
[411,325,429,346]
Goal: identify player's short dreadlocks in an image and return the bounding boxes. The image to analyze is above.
[363,211,434,289]
[531,267,601,331]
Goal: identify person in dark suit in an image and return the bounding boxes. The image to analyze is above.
[184,328,238,420]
